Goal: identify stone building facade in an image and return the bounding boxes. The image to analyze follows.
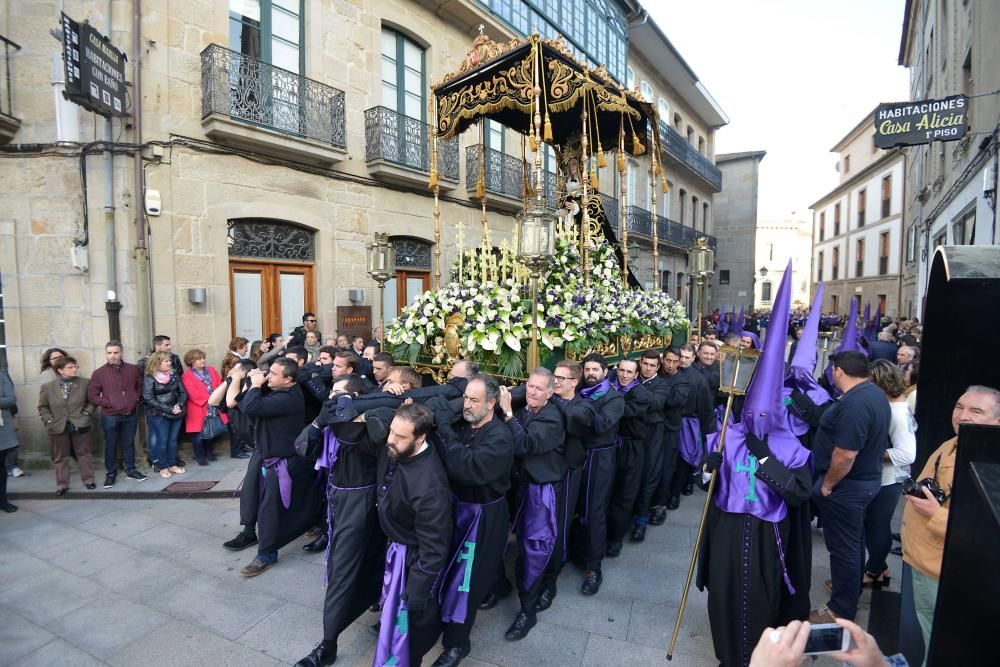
[711,151,765,309]
[0,0,725,457]
[810,111,906,317]
[753,218,812,310]
[898,0,1000,318]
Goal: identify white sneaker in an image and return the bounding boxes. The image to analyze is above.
[9,467,24,477]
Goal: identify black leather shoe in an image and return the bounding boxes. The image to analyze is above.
[231,451,251,459]
[56,488,68,497]
[479,580,512,609]
[431,646,470,667]
[666,496,680,510]
[85,482,97,490]
[606,541,622,557]
[478,591,500,610]
[682,481,694,496]
[504,612,537,641]
[303,533,329,553]
[223,531,258,551]
[892,532,901,543]
[2,502,17,513]
[650,506,667,525]
[631,525,646,542]
[890,546,903,557]
[175,457,186,468]
[295,641,337,667]
[581,569,602,595]
[535,587,556,612]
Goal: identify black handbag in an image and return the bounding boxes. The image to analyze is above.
[200,408,226,440]
[294,423,322,460]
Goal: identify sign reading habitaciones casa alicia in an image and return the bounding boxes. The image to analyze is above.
[873,95,968,149]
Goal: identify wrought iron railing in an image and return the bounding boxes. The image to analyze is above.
[543,171,558,209]
[201,44,346,148]
[659,121,722,190]
[0,35,21,120]
[601,194,619,230]
[626,205,653,237]
[364,106,459,180]
[466,145,523,199]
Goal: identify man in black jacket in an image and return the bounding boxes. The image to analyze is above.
[497,367,566,641]
[650,348,691,522]
[631,349,668,542]
[569,353,625,596]
[288,312,322,348]
[236,358,320,577]
[606,358,652,557]
[429,374,514,667]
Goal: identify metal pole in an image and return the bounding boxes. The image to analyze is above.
[103,0,121,342]
[528,270,540,370]
[133,0,152,351]
[378,281,386,342]
[666,389,737,660]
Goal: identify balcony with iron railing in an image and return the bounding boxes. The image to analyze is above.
[466,145,524,210]
[200,43,346,165]
[364,106,459,190]
[658,121,722,192]
[0,35,22,144]
[623,207,717,252]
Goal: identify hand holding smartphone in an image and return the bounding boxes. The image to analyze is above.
[803,623,850,655]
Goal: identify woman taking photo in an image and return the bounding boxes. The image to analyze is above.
[37,356,97,495]
[143,351,187,478]
[220,337,249,378]
[181,349,228,466]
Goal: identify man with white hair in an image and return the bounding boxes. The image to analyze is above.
[869,331,898,363]
[896,346,917,373]
[902,385,1000,661]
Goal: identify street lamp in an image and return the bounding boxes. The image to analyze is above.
[515,198,557,371]
[628,239,640,264]
[687,236,715,341]
[759,265,768,278]
[366,233,396,342]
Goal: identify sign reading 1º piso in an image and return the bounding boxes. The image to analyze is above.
[61,12,127,118]
[873,95,968,149]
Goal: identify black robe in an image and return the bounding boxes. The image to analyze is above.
[655,371,691,507]
[565,388,625,570]
[435,416,514,652]
[238,384,323,555]
[302,416,386,645]
[607,383,652,544]
[369,409,453,664]
[696,456,813,667]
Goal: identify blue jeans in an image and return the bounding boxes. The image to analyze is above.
[101,413,138,475]
[864,482,902,574]
[146,414,182,468]
[813,476,879,619]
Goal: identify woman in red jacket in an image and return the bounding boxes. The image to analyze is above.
[181,349,229,466]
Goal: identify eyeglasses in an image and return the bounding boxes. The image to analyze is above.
[553,375,578,383]
[305,319,317,323]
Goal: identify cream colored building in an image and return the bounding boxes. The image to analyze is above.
[754,218,812,310]
[810,111,907,317]
[0,0,725,458]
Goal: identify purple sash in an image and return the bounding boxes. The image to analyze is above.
[375,542,410,667]
[315,429,342,472]
[439,499,486,624]
[514,482,558,592]
[678,416,704,466]
[261,457,292,509]
[710,421,811,523]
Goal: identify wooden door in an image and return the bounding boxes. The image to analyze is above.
[229,260,316,340]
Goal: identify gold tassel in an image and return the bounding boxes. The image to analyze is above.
[428,170,439,189]
[632,133,645,156]
[529,130,538,152]
[543,114,553,143]
[617,152,626,174]
[661,175,669,193]
[476,175,485,200]
[652,163,661,177]
[597,146,607,168]
[590,167,599,191]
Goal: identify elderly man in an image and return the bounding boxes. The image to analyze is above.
[869,331,899,363]
[902,385,1000,659]
[897,345,917,372]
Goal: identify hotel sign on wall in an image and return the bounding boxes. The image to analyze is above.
[874,95,968,148]
[61,12,128,117]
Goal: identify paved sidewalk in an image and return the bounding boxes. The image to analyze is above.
[1,471,886,666]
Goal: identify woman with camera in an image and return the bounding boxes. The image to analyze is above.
[37,356,97,495]
[863,360,916,587]
[143,351,188,478]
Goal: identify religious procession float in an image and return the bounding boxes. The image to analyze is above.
[379,30,700,382]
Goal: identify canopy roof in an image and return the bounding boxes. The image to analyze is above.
[433,33,656,153]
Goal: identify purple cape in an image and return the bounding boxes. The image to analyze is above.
[375,542,410,667]
[678,416,704,466]
[439,500,484,624]
[514,482,558,592]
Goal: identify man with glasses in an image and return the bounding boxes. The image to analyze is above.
[289,312,322,348]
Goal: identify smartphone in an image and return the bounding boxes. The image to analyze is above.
[803,623,849,655]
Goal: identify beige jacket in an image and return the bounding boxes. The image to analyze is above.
[901,436,956,579]
[37,377,97,435]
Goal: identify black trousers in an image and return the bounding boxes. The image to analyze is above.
[322,485,385,643]
[238,451,261,530]
[670,458,694,497]
[256,456,325,557]
[0,448,9,506]
[633,423,664,524]
[653,429,680,506]
[442,500,509,652]
[573,446,616,571]
[607,437,644,544]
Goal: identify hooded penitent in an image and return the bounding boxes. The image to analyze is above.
[783,283,832,435]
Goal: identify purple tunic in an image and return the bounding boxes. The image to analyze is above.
[678,416,704,466]
[514,482,558,592]
[374,542,410,667]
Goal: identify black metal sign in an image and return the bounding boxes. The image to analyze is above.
[61,13,127,117]
[874,95,968,148]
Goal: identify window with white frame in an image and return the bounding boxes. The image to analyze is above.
[640,80,653,102]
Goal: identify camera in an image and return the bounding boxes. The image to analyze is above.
[902,477,948,504]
